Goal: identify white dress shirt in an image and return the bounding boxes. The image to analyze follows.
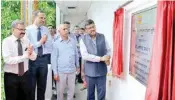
[2,34,37,74]
[80,35,111,62]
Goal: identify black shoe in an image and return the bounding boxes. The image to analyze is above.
[53,94,57,98]
[78,80,83,83]
[52,94,57,99]
[52,87,56,90]
[74,94,76,98]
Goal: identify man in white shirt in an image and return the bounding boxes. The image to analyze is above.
[2,19,37,100]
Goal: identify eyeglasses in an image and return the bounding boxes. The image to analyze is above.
[15,28,26,31]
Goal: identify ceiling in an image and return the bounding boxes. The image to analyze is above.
[55,0,92,16]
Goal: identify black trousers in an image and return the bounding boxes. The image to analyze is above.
[45,54,51,64]
[4,71,30,100]
[29,55,48,100]
[77,57,83,83]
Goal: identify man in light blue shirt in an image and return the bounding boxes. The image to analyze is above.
[45,25,57,97]
[51,24,79,100]
[44,25,56,64]
[25,10,49,100]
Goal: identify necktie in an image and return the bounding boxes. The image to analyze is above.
[37,27,43,56]
[76,34,80,43]
[17,39,24,76]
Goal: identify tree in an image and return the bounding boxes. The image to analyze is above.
[38,1,56,27]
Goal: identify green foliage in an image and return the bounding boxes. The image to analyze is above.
[1,1,21,100]
[1,1,56,100]
[38,1,56,27]
[1,0,21,40]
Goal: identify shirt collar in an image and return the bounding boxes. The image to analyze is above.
[11,34,24,43]
[32,24,38,29]
[87,33,96,40]
[59,36,71,43]
[32,24,42,30]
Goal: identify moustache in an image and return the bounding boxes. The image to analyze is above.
[20,32,25,35]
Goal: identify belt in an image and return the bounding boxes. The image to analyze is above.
[37,54,48,57]
[5,71,28,76]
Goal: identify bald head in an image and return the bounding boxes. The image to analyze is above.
[58,24,69,37]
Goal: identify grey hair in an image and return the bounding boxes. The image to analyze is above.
[33,10,44,18]
[11,19,25,28]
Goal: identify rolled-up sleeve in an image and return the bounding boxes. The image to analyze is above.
[51,42,58,75]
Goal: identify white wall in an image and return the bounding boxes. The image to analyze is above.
[64,14,87,32]
[56,5,61,30]
[87,0,157,100]
[60,11,64,24]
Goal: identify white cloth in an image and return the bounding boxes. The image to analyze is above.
[45,64,52,100]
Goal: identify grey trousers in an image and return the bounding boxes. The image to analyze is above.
[56,72,76,100]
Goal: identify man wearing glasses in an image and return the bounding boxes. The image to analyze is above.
[80,19,111,100]
[2,19,37,100]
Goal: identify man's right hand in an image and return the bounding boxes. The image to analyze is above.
[54,75,59,82]
[39,35,47,45]
[100,55,110,61]
[105,60,110,66]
